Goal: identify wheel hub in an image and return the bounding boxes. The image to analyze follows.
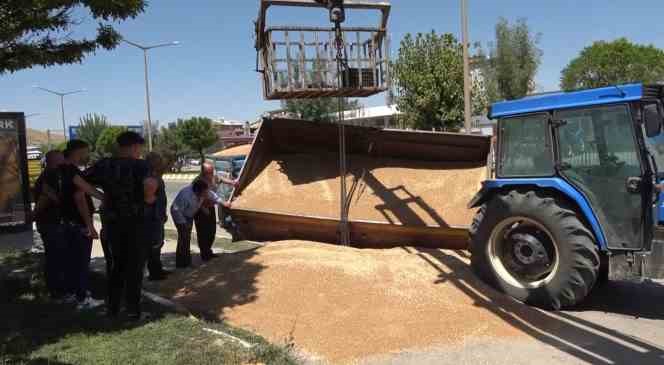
[511,233,550,266]
[488,217,559,289]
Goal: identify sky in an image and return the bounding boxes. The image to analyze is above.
[4,0,664,133]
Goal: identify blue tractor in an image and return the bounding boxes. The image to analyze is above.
[469,83,664,309]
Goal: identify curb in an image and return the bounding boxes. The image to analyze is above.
[162,174,197,182]
[141,289,255,349]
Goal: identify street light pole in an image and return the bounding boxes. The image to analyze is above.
[461,0,472,134]
[123,39,179,151]
[60,95,66,141]
[33,86,86,142]
[143,49,153,151]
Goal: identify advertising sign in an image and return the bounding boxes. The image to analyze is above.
[69,125,144,141]
[0,113,30,231]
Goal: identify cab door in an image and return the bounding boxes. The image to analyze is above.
[555,104,645,250]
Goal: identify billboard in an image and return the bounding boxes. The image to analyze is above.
[69,125,144,141]
[0,113,30,231]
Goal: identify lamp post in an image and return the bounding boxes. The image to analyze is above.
[461,0,472,134]
[123,39,180,151]
[33,86,86,141]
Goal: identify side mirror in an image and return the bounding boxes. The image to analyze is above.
[644,102,663,138]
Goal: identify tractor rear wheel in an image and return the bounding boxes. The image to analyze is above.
[469,189,600,309]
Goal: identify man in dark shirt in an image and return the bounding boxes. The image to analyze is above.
[33,150,66,300]
[57,140,104,310]
[85,131,153,320]
[145,152,170,281]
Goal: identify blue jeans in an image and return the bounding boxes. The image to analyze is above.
[65,224,93,301]
[38,223,67,298]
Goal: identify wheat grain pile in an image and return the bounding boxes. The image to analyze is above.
[157,241,538,364]
[233,153,485,227]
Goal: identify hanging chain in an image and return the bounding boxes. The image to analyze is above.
[334,22,349,73]
[333,20,350,245]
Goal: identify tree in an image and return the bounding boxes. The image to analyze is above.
[177,117,217,167]
[0,0,146,74]
[561,38,664,91]
[154,121,190,172]
[96,126,127,158]
[393,31,485,131]
[77,113,109,157]
[475,18,542,102]
[282,98,361,122]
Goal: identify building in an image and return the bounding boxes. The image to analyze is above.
[340,105,400,128]
[211,118,254,151]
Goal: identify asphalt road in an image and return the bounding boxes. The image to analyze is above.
[361,279,664,365]
[165,180,190,207]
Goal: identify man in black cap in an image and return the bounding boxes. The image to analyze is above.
[85,131,154,320]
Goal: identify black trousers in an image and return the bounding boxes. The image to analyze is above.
[65,224,93,301]
[38,223,67,298]
[175,220,193,268]
[105,221,147,315]
[147,223,165,276]
[194,207,216,260]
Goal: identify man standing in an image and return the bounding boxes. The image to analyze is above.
[194,162,238,261]
[171,179,230,268]
[33,150,67,301]
[85,131,152,320]
[57,140,104,309]
[145,152,170,281]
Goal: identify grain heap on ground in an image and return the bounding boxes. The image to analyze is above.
[155,241,541,364]
[233,153,485,227]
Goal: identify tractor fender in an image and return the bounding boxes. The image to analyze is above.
[468,178,608,251]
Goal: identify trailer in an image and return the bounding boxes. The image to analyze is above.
[231,117,490,249]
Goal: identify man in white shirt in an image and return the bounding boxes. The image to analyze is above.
[171,179,230,268]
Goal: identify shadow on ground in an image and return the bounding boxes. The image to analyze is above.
[145,249,264,322]
[0,252,172,364]
[409,247,664,365]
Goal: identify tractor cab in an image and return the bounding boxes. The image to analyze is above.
[469,84,664,309]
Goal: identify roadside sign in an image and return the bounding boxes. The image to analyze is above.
[0,112,30,231]
[69,125,144,141]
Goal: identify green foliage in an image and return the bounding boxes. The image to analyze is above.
[154,121,190,172]
[96,126,127,158]
[475,18,542,101]
[77,113,109,154]
[282,98,360,122]
[55,141,67,152]
[393,31,485,131]
[561,38,664,91]
[177,117,217,165]
[0,0,146,74]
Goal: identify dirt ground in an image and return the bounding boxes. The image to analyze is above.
[233,154,485,227]
[154,241,543,364]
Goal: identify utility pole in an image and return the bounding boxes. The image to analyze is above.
[123,39,180,151]
[461,0,472,134]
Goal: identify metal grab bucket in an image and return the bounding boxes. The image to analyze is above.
[255,0,392,100]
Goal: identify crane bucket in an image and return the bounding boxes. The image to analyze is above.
[255,0,392,100]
